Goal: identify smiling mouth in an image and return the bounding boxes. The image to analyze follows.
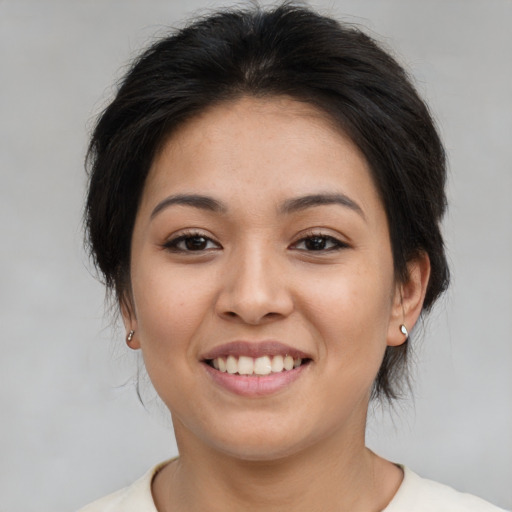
[205,355,311,376]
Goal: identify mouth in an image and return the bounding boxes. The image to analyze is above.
[205,354,311,376]
[200,340,313,381]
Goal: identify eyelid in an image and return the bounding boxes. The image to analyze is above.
[289,229,350,251]
[160,228,349,253]
[162,229,222,252]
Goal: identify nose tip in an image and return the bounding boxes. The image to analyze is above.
[215,251,294,325]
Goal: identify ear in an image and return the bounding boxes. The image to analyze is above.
[120,292,140,350]
[387,252,431,347]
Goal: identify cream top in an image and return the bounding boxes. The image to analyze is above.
[78,461,508,511]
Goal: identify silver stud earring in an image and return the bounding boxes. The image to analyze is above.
[126,330,135,343]
[399,324,408,338]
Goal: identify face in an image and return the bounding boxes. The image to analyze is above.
[125,96,406,461]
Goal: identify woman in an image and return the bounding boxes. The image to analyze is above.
[80,4,506,511]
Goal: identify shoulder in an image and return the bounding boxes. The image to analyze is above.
[384,466,509,512]
[77,461,169,512]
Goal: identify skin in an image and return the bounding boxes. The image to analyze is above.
[123,96,430,511]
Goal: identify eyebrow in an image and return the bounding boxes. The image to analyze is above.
[151,194,226,219]
[150,192,365,220]
[280,193,365,219]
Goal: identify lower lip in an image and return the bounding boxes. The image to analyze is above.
[202,362,309,397]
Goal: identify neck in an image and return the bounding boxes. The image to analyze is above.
[153,420,402,512]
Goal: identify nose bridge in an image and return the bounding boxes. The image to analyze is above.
[217,236,293,324]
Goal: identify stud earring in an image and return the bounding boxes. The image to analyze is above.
[399,324,408,338]
[126,330,135,343]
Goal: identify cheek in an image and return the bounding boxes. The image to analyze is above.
[130,265,220,413]
[298,262,394,362]
[131,263,216,360]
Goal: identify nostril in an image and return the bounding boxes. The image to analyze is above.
[222,310,284,323]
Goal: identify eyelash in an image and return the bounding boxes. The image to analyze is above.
[290,231,349,252]
[162,231,221,253]
[162,231,349,253]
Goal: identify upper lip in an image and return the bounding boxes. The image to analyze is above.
[201,341,312,361]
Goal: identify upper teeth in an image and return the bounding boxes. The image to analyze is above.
[212,355,302,375]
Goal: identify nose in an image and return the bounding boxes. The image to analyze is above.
[215,244,294,325]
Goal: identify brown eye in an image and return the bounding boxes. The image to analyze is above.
[184,236,209,251]
[163,233,221,252]
[304,236,329,251]
[292,234,348,252]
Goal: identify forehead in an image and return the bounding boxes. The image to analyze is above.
[142,96,382,219]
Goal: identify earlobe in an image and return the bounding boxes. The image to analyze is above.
[120,293,140,350]
[387,252,431,347]
[399,324,409,338]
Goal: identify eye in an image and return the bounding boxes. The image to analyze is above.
[291,233,348,252]
[163,232,221,252]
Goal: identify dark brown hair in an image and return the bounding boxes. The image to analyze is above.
[85,3,449,401]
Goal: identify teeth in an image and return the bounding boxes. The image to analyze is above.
[238,356,254,375]
[226,355,238,374]
[253,355,272,375]
[271,355,284,373]
[211,355,304,376]
[283,355,294,371]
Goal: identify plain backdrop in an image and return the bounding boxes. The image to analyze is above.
[1,1,511,510]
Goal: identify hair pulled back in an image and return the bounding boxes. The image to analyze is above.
[85,3,449,401]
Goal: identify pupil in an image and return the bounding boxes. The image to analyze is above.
[306,237,326,250]
[186,236,207,250]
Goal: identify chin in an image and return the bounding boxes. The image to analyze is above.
[200,415,328,463]
[212,437,309,463]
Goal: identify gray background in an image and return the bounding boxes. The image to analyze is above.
[1,1,511,510]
